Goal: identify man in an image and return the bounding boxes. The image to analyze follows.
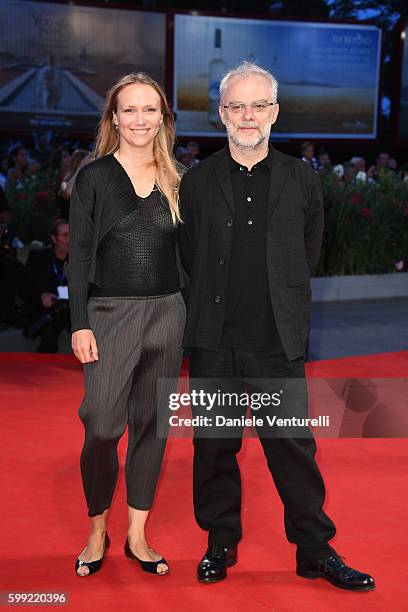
[350,156,366,173]
[175,146,193,168]
[300,141,318,171]
[178,62,375,591]
[22,219,70,352]
[317,151,331,177]
[367,152,391,182]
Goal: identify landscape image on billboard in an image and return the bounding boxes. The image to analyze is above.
[174,15,381,139]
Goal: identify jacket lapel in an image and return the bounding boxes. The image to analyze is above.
[212,145,235,216]
[267,146,291,225]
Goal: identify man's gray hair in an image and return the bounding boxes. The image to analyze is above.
[219,61,278,103]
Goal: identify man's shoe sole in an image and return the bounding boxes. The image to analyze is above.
[197,556,237,583]
[296,568,375,591]
[197,573,227,583]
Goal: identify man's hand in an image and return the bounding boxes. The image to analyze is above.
[72,329,99,363]
[41,292,57,308]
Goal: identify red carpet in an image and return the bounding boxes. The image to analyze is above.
[1,352,407,611]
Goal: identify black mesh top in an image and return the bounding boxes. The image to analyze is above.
[90,189,180,297]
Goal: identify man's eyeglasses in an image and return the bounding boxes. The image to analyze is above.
[222,101,275,114]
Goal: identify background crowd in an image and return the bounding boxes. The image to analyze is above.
[0,129,407,353]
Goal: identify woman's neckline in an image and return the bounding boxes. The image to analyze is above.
[110,153,157,200]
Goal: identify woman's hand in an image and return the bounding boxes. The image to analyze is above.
[72,329,99,363]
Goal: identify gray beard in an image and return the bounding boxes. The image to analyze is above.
[226,124,271,152]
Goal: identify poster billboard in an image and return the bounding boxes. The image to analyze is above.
[173,15,382,139]
[0,1,166,133]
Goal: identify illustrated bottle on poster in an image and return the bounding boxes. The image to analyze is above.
[208,28,226,128]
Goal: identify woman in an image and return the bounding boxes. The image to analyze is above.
[67,73,186,577]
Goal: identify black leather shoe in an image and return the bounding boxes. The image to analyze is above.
[296,553,375,591]
[197,545,238,583]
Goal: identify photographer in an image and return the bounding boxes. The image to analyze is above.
[22,219,70,352]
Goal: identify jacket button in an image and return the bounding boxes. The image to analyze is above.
[218,258,226,265]
[226,219,233,227]
[214,295,222,304]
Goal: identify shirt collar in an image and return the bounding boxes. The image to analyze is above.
[228,145,273,173]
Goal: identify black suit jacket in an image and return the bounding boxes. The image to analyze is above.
[178,144,324,361]
[22,247,67,315]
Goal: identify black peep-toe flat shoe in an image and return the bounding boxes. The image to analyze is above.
[124,539,169,575]
[75,533,110,577]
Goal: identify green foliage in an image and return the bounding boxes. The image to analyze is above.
[6,171,61,244]
[316,170,408,276]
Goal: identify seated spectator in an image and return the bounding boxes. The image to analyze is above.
[300,141,318,171]
[187,141,201,166]
[0,188,24,327]
[21,219,70,353]
[7,146,29,188]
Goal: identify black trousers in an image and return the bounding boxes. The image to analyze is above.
[0,253,23,322]
[189,345,337,560]
[37,309,71,353]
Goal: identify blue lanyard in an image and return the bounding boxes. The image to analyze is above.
[51,255,66,285]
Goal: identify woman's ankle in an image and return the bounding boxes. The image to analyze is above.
[90,527,107,538]
[127,532,147,545]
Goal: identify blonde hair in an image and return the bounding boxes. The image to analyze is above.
[94,73,181,222]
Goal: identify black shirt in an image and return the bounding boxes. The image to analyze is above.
[53,255,67,286]
[221,147,283,351]
[90,189,180,297]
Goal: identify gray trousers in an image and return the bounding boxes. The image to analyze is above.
[79,292,186,517]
